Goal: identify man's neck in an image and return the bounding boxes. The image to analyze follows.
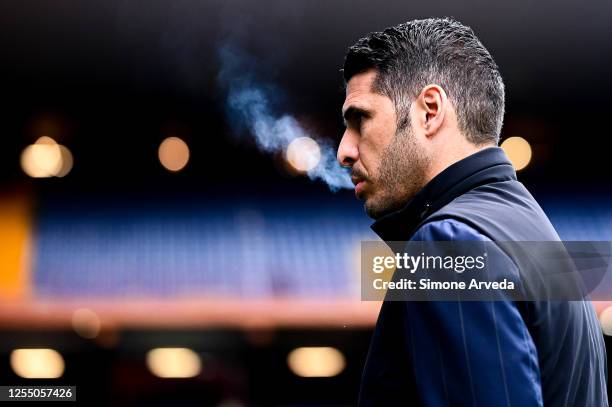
[424,141,496,186]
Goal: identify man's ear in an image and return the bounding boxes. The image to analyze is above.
[415,84,447,137]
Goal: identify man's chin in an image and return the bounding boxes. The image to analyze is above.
[364,198,388,220]
[364,193,408,220]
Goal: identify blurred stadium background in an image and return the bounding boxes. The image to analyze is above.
[1,0,612,405]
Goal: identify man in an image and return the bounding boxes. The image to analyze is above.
[337,18,608,406]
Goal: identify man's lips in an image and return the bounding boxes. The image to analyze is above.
[351,176,366,196]
[355,180,365,195]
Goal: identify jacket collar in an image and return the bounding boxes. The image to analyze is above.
[370,146,517,241]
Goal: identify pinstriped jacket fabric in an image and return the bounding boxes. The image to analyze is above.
[359,147,608,406]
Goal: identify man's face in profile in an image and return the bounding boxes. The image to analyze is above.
[338,69,430,219]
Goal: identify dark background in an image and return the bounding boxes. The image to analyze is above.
[1,0,611,192]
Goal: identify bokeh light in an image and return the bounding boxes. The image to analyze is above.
[599,306,612,336]
[501,136,532,171]
[10,348,65,379]
[287,346,345,377]
[56,145,74,177]
[158,137,190,172]
[20,136,73,178]
[146,348,201,378]
[285,137,321,173]
[72,308,101,339]
[20,137,62,178]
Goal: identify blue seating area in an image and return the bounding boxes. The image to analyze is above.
[32,195,612,298]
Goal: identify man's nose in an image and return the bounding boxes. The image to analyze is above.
[337,129,359,168]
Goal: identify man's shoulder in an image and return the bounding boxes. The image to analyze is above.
[411,218,489,242]
[419,180,560,242]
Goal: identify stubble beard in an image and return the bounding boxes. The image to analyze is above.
[364,125,431,220]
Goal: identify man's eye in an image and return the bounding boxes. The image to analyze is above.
[355,114,365,128]
[343,110,368,130]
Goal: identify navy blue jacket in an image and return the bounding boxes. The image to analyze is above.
[359,147,608,406]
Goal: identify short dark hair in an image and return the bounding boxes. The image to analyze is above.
[343,17,505,145]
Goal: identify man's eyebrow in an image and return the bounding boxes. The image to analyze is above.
[342,106,369,126]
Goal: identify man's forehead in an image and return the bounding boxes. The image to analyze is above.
[345,69,377,96]
[343,69,378,111]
